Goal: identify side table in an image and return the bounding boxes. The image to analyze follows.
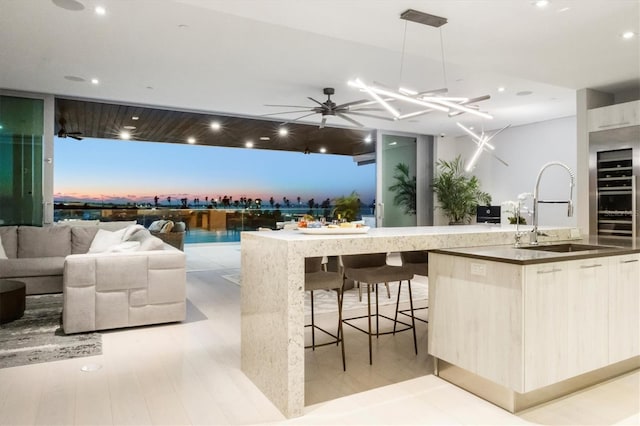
[0,279,26,324]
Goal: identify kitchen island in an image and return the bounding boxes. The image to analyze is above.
[240,225,577,417]
[428,237,640,412]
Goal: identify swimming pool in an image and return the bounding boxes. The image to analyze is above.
[184,229,241,244]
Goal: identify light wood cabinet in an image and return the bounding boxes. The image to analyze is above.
[608,253,640,363]
[523,262,569,390]
[587,100,640,132]
[430,252,640,395]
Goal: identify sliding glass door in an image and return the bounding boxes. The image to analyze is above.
[376,131,434,227]
[0,95,44,225]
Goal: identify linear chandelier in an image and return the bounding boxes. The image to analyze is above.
[349,9,492,122]
[457,122,510,171]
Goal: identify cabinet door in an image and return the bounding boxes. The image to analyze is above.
[609,254,640,363]
[566,258,609,376]
[588,100,640,132]
[524,262,569,391]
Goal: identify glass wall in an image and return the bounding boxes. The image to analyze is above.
[0,95,44,225]
[380,134,418,227]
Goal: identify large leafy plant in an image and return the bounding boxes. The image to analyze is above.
[332,191,361,221]
[388,162,416,215]
[433,155,491,224]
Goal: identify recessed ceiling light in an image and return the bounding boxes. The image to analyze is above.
[187,137,196,144]
[534,0,549,8]
[259,136,270,141]
[120,131,131,140]
[90,78,99,85]
[94,6,106,15]
[245,141,254,148]
[469,126,474,130]
[146,86,154,90]
[517,90,533,96]
[178,24,189,29]
[132,116,139,120]
[319,147,327,153]
[622,31,636,39]
[123,125,136,130]
[389,141,398,146]
[364,135,372,143]
[498,86,505,92]
[278,127,288,136]
[557,7,570,12]
[210,122,221,131]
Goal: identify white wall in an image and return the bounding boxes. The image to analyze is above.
[434,116,578,228]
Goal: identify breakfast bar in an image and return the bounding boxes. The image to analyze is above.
[240,224,577,417]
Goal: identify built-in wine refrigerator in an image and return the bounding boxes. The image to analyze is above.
[589,127,640,239]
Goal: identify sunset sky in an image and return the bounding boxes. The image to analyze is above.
[54,137,376,205]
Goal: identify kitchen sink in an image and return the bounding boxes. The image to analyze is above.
[519,243,616,253]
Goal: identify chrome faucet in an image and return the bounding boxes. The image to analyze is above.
[531,162,575,245]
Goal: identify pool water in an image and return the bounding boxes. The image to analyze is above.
[184,229,241,244]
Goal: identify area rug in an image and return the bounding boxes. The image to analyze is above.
[0,294,102,369]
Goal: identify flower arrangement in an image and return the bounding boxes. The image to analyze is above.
[504,193,532,225]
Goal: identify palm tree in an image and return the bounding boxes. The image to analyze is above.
[388,162,417,215]
[166,196,171,207]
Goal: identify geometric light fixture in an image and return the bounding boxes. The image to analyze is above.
[349,9,493,122]
[456,122,510,171]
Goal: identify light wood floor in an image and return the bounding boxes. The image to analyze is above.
[0,242,637,425]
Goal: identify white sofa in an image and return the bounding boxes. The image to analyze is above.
[0,223,186,334]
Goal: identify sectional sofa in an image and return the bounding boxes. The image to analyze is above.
[0,223,186,333]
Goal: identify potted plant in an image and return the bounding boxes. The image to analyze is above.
[332,191,361,221]
[388,162,416,215]
[432,155,492,224]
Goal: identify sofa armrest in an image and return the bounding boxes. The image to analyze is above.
[62,250,186,334]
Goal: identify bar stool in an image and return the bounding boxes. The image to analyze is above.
[341,253,417,365]
[397,251,429,325]
[305,256,346,371]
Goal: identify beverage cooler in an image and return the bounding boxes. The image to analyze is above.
[589,128,640,239]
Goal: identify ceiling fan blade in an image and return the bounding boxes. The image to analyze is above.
[279,112,318,126]
[345,107,383,112]
[307,97,326,107]
[319,117,327,129]
[260,109,312,117]
[264,104,313,108]
[334,99,369,109]
[69,135,83,140]
[347,111,396,121]
[336,113,364,127]
[347,99,395,109]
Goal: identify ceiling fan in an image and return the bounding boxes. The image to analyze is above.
[262,87,394,128]
[57,119,83,140]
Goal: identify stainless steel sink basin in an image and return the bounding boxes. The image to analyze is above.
[519,243,616,253]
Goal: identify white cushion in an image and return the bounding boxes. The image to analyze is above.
[0,236,7,259]
[148,220,167,232]
[105,241,141,253]
[122,224,146,241]
[88,228,127,253]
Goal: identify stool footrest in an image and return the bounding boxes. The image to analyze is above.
[342,313,414,336]
[305,324,341,349]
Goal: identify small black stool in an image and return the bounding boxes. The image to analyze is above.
[0,279,26,324]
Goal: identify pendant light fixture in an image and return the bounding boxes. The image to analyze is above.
[349,9,493,121]
[457,122,510,171]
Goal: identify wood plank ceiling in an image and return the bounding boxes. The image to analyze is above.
[54,98,376,157]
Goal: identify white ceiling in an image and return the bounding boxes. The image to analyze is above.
[1,0,638,137]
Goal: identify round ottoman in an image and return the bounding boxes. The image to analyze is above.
[0,279,26,324]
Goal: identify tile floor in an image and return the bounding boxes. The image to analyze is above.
[0,242,637,425]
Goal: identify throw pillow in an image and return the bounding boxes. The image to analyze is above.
[160,220,174,233]
[105,241,140,253]
[88,228,127,253]
[122,224,146,241]
[148,220,167,232]
[0,236,7,259]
